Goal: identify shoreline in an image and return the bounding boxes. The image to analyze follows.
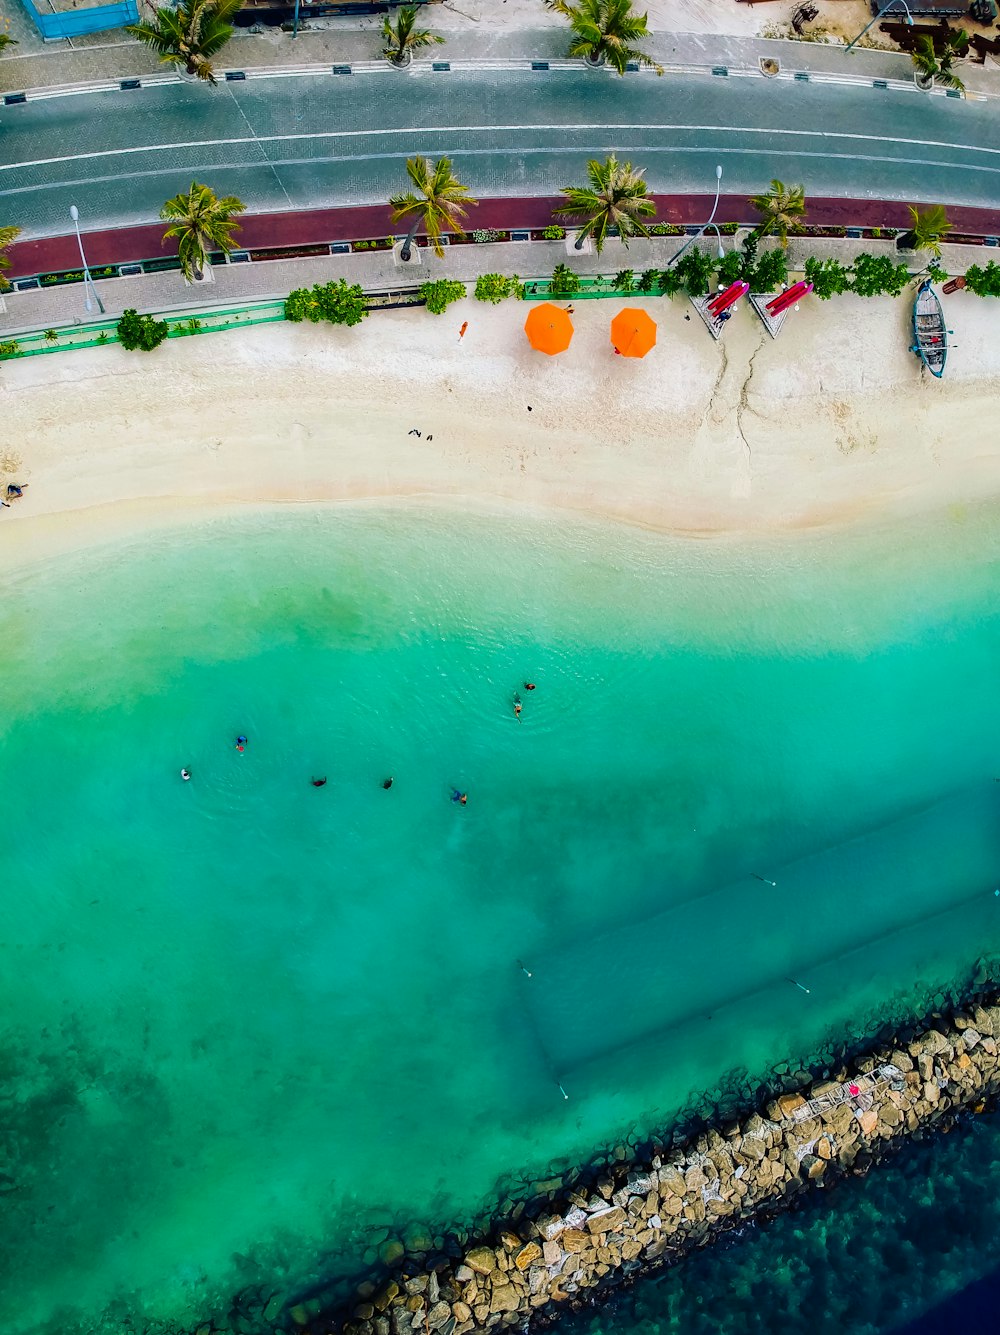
[2,296,1000,569]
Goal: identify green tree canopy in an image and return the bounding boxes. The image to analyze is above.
[420,279,466,314]
[117,309,169,352]
[284,280,368,326]
[545,0,662,75]
[390,156,478,259]
[555,154,656,254]
[127,0,241,83]
[0,224,22,292]
[749,179,807,248]
[160,181,246,281]
[382,5,444,64]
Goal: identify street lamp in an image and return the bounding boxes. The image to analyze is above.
[664,164,724,269]
[703,223,726,259]
[69,204,105,316]
[845,0,913,54]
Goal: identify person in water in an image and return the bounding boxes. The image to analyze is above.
[180,768,191,781]
[235,734,247,753]
[382,777,394,790]
[523,682,536,691]
[311,777,327,787]
[451,788,468,805]
[513,692,522,720]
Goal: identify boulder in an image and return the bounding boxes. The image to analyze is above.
[452,1303,472,1324]
[924,1081,940,1105]
[776,1093,806,1118]
[879,1103,902,1129]
[561,1229,589,1253]
[684,1165,707,1193]
[454,1267,473,1284]
[585,1206,625,1235]
[542,1241,562,1267]
[963,1029,983,1051]
[890,1050,914,1073]
[974,1005,998,1037]
[514,1243,541,1271]
[373,1283,400,1313]
[489,1286,521,1315]
[427,1303,452,1330]
[801,1154,826,1180]
[910,1030,951,1059]
[815,1136,833,1161]
[658,1167,686,1197]
[537,1216,564,1241]
[466,1248,496,1276]
[821,1103,855,1137]
[738,1136,767,1163]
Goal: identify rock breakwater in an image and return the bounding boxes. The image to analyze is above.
[288,998,1000,1335]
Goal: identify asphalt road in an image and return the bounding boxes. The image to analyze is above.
[2,66,1000,237]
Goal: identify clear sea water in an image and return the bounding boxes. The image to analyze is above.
[2,499,1000,1335]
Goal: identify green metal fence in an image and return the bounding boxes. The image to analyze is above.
[0,278,638,363]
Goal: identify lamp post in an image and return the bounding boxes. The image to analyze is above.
[664,164,724,269]
[69,204,105,316]
[845,0,913,54]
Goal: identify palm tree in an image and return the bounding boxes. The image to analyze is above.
[545,0,663,76]
[0,225,21,292]
[390,156,478,261]
[555,155,656,253]
[911,30,967,92]
[749,179,806,248]
[896,204,952,257]
[127,0,241,84]
[382,5,444,66]
[161,182,246,281]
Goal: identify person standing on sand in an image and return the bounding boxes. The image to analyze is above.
[459,321,469,340]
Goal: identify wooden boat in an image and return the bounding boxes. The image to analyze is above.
[911,280,947,378]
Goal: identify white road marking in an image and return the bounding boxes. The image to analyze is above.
[3,144,997,201]
[2,121,999,176]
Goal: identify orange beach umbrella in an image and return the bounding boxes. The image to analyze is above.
[611,308,657,358]
[524,303,574,356]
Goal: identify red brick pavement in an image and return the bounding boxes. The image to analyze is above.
[8,194,1000,278]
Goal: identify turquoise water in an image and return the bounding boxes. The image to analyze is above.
[2,500,1000,1334]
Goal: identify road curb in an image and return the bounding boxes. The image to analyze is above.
[3,55,992,104]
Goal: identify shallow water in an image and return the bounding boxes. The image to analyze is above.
[1,500,999,1333]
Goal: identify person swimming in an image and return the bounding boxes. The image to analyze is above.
[180,768,191,781]
[513,692,522,720]
[523,682,536,691]
[235,734,247,753]
[451,788,468,805]
[311,777,327,787]
[382,777,394,790]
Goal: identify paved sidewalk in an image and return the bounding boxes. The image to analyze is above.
[0,231,991,337]
[1,18,994,96]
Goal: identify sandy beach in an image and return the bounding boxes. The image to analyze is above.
[2,290,1000,568]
